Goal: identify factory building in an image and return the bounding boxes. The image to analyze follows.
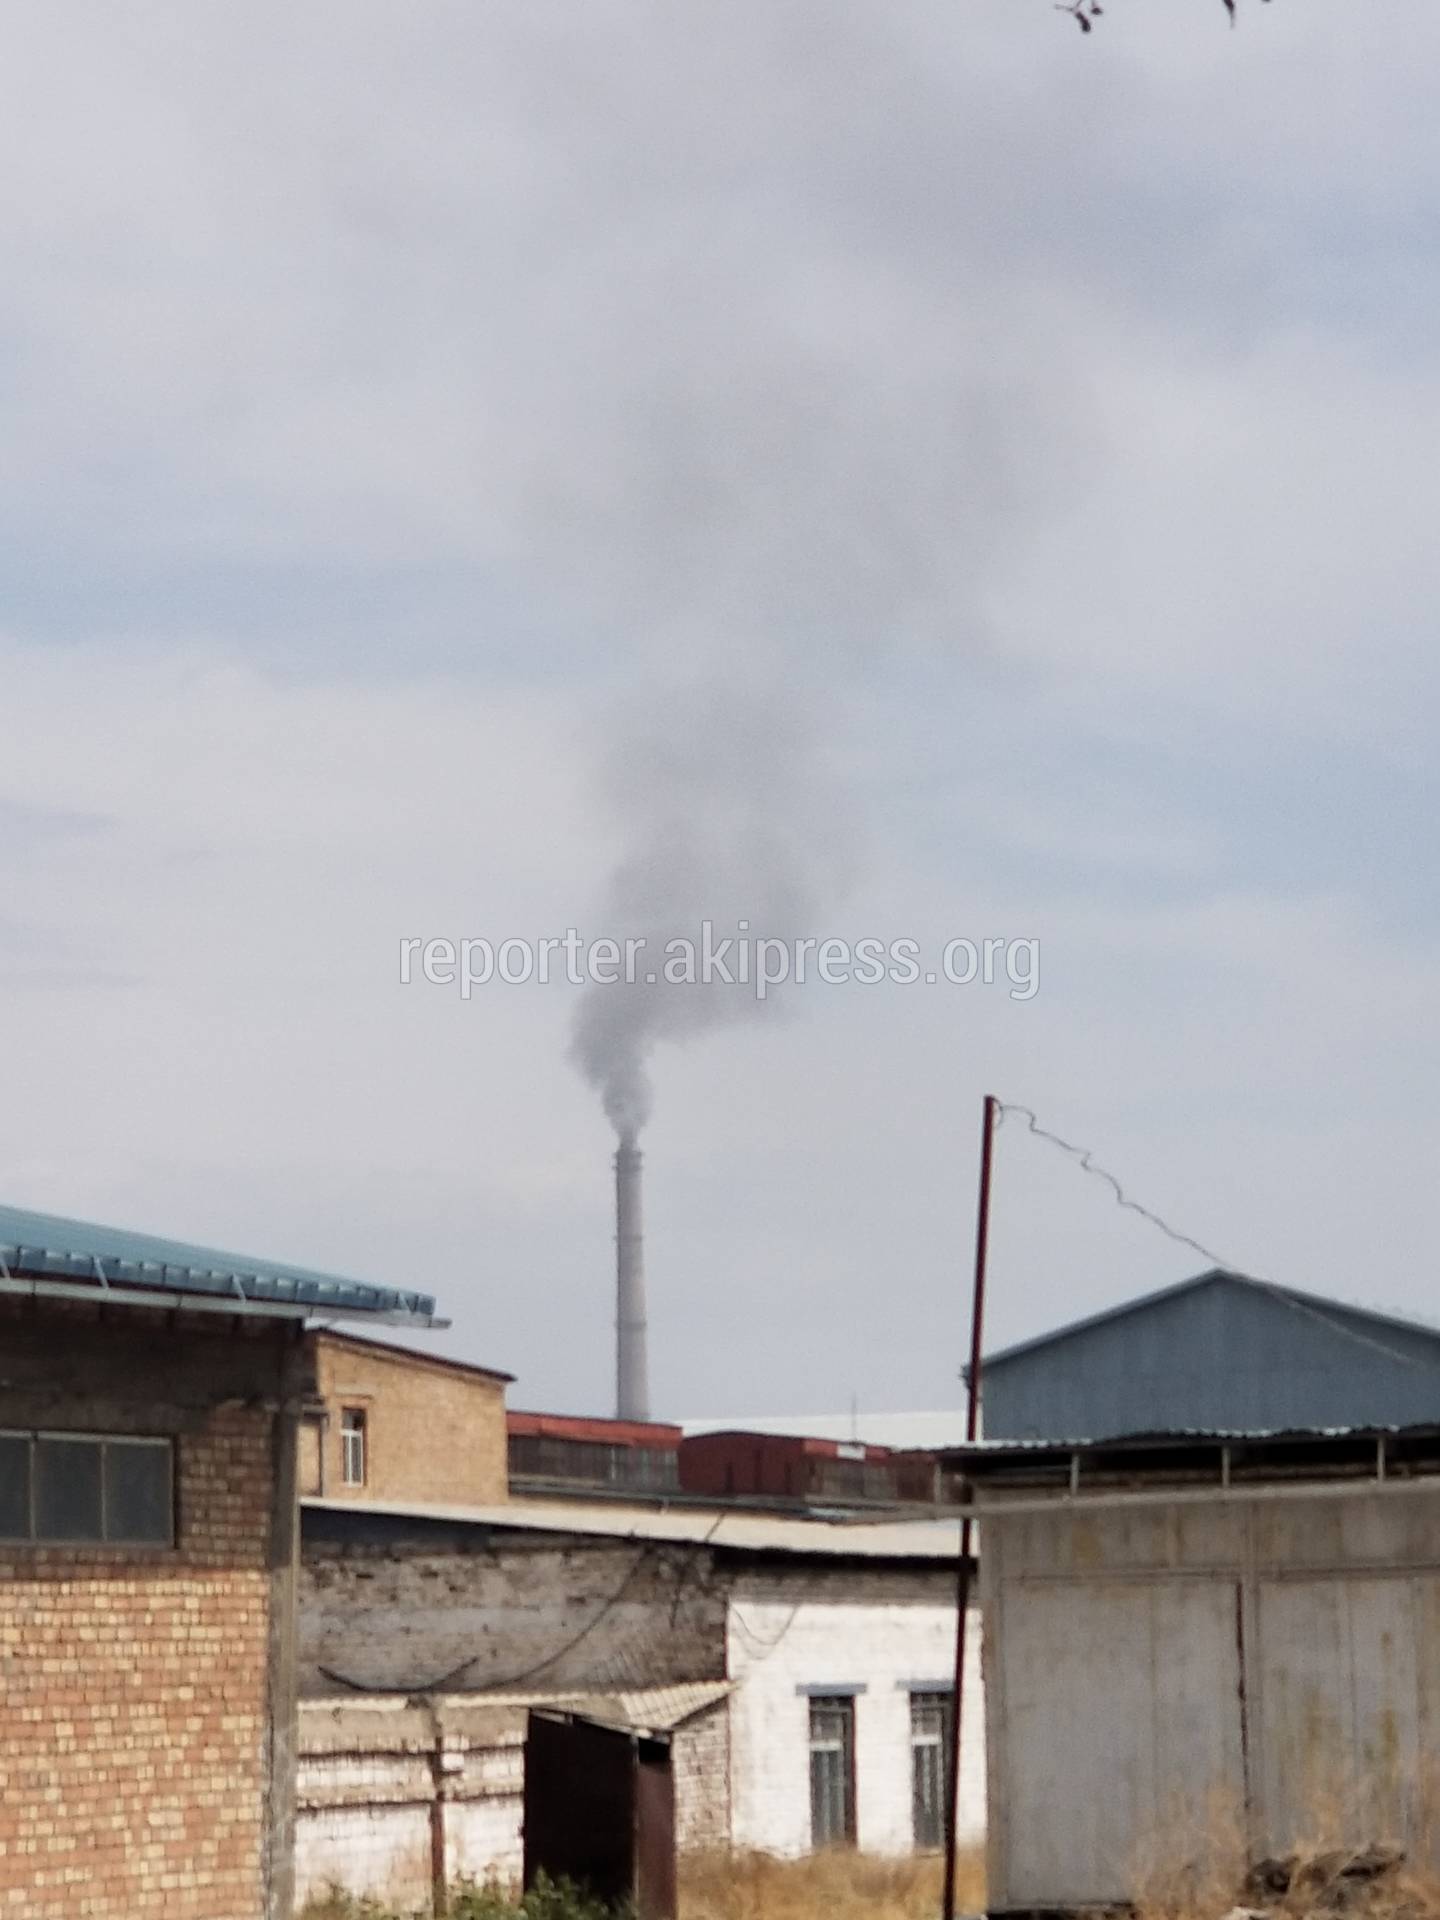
[506,1408,683,1498]
[979,1268,1440,1440]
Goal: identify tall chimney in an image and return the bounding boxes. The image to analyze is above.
[614,1137,650,1422]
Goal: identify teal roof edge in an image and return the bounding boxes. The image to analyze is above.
[0,1201,438,1324]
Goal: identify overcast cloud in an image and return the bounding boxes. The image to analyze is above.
[2,1,1437,1418]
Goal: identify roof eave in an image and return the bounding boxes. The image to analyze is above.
[0,1271,448,1330]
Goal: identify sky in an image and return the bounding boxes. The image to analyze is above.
[2,0,1438,1421]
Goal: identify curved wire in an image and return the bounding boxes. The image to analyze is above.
[998,1102,1231,1269]
[317,1543,662,1696]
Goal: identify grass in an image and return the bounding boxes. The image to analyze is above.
[1136,1857,1440,1920]
[679,1846,982,1919]
[1132,1813,1440,1920]
[299,1847,987,1920]
[300,1873,626,1920]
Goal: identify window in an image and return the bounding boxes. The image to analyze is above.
[340,1408,368,1487]
[0,1433,173,1546]
[507,1433,680,1492]
[808,1695,857,1848]
[909,1689,952,1851]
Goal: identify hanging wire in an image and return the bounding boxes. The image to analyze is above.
[997,1102,1232,1269]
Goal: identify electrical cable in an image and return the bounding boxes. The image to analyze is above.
[995,1100,1440,1383]
[998,1101,1231,1268]
[316,1542,662,1696]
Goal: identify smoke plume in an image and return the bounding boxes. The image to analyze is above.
[569,681,852,1141]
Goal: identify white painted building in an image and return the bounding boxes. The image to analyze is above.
[726,1564,983,1859]
[295,1495,984,1906]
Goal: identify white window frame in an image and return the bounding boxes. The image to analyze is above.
[340,1407,368,1487]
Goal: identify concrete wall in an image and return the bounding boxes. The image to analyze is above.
[300,1524,730,1695]
[725,1564,985,1859]
[0,1301,302,1920]
[308,1333,508,1508]
[980,1484,1440,1912]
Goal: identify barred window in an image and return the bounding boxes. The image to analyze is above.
[910,1689,952,1851]
[0,1433,174,1546]
[808,1695,857,1848]
[507,1432,679,1491]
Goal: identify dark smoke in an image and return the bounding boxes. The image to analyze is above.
[569,681,852,1140]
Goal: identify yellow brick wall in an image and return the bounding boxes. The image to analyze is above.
[312,1336,508,1509]
[0,1402,276,1920]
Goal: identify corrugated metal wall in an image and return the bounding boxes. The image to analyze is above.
[983,1276,1440,1440]
[979,1485,1440,1912]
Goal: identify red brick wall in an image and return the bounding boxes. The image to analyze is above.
[0,1305,301,1920]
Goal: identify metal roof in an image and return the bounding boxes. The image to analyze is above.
[683,1410,970,1450]
[946,1422,1440,1484]
[297,1681,732,1747]
[948,1421,1440,1455]
[0,1201,439,1325]
[976,1268,1440,1375]
[445,1681,733,1734]
[303,1492,964,1561]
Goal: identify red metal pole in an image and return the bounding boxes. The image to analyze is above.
[941,1093,997,1920]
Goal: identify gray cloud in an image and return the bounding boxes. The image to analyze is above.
[0,1,1437,1416]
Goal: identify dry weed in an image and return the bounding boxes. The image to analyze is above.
[678,1846,985,1920]
[1134,1833,1440,1920]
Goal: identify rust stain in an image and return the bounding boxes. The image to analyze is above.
[1069,1519,1102,1570]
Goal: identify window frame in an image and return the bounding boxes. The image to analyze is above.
[0,1430,175,1548]
[907,1686,953,1852]
[340,1406,368,1488]
[807,1692,858,1849]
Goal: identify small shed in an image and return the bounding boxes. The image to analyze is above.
[952,1427,1440,1916]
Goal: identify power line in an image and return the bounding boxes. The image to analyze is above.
[998,1101,1231,1269]
[317,1542,663,1696]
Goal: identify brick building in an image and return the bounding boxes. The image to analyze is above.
[506,1409,682,1498]
[294,1494,982,1907]
[302,1333,512,1509]
[0,1200,440,1920]
[507,1412,956,1512]
[679,1429,953,1509]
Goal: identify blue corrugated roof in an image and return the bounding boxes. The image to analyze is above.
[0,1202,438,1324]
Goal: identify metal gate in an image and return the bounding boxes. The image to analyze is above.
[993,1566,1440,1910]
[523,1709,677,1920]
[997,1579,1246,1908]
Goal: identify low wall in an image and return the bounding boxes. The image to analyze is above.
[295,1690,731,1909]
[296,1700,526,1911]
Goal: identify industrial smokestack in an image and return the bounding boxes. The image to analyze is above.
[614,1136,650,1422]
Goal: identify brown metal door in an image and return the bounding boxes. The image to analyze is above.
[523,1710,677,1918]
[634,1736,677,1920]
